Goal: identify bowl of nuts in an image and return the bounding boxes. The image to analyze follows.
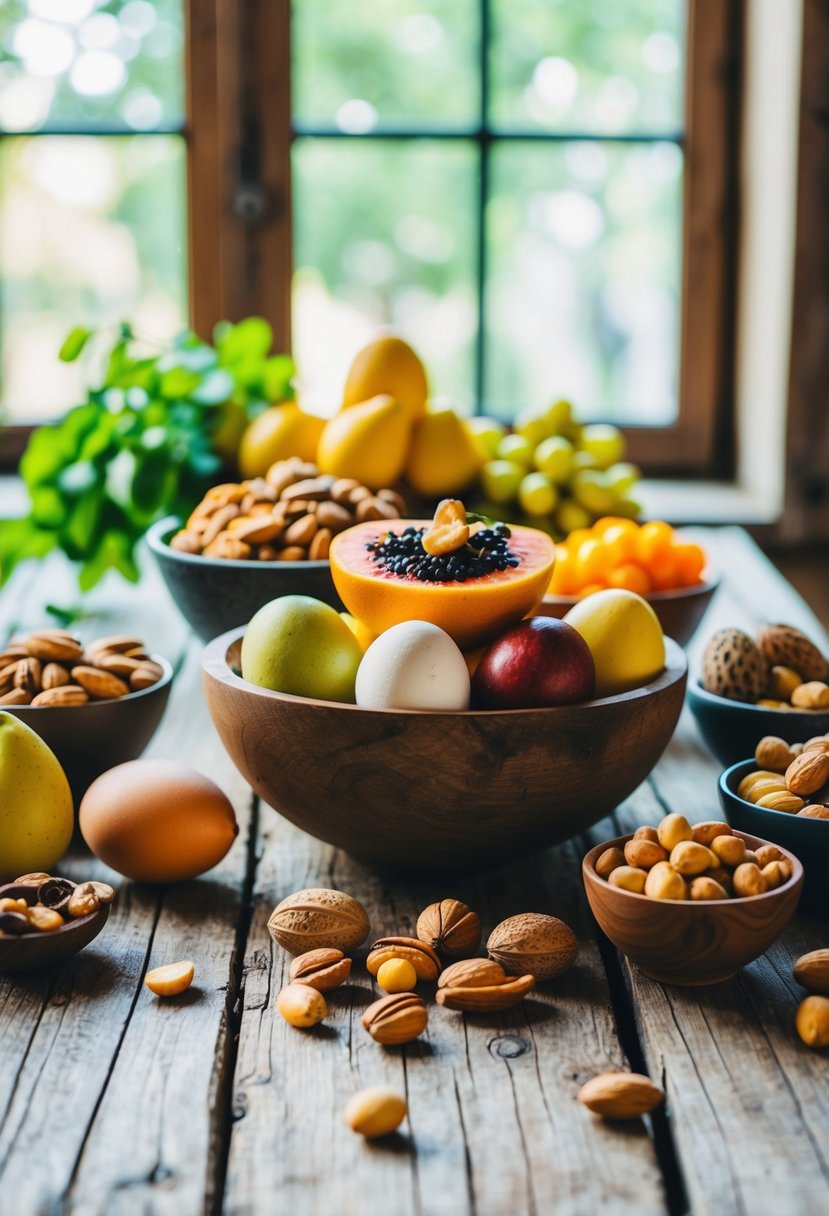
[202,628,688,873]
[582,814,803,984]
[687,623,829,766]
[0,872,114,973]
[145,460,407,641]
[1,630,173,800]
[718,736,829,917]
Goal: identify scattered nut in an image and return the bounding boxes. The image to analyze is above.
[486,912,578,981]
[577,1072,664,1120]
[268,888,370,955]
[362,992,427,1044]
[288,948,352,992]
[343,1086,407,1138]
[376,958,418,993]
[795,995,829,1048]
[145,960,195,997]
[277,983,328,1028]
[416,898,481,960]
[793,949,829,994]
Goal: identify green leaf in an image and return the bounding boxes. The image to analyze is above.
[160,366,201,400]
[131,452,174,515]
[0,518,57,584]
[59,327,93,362]
[30,484,67,528]
[217,317,273,365]
[79,530,140,591]
[63,487,103,555]
[262,355,296,402]
[191,368,234,405]
[45,603,88,627]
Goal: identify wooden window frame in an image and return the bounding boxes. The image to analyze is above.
[1,0,739,479]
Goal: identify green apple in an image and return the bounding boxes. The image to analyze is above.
[496,433,535,468]
[480,459,526,504]
[464,415,507,461]
[563,589,665,696]
[518,472,558,516]
[580,423,625,471]
[0,712,73,882]
[241,595,363,703]
[534,435,574,483]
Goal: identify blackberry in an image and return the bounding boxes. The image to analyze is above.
[364,524,521,583]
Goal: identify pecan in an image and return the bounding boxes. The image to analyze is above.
[362,992,428,1045]
[416,899,481,960]
[42,661,71,690]
[288,948,352,991]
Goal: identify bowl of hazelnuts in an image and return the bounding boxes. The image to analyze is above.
[583,812,803,983]
[146,459,407,641]
[718,733,829,917]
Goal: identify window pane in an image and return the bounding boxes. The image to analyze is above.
[292,138,477,413]
[0,0,184,132]
[490,0,684,135]
[485,140,682,425]
[292,0,479,131]
[0,135,187,420]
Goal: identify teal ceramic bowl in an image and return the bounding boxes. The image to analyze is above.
[718,758,829,917]
[688,679,829,767]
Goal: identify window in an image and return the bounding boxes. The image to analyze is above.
[0,0,188,427]
[2,0,738,477]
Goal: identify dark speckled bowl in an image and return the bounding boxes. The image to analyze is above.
[145,517,344,641]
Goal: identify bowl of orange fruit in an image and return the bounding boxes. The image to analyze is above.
[536,518,718,647]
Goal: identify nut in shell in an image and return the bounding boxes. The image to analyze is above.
[487,912,578,982]
[435,957,535,1011]
[416,898,481,960]
[756,624,829,683]
[362,992,428,1045]
[366,936,441,982]
[268,888,370,955]
[577,1072,664,1120]
[701,627,768,703]
[288,948,352,992]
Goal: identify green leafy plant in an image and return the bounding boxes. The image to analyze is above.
[0,318,294,590]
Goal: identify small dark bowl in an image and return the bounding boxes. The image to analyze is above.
[0,882,110,973]
[687,679,829,767]
[719,758,829,917]
[5,656,173,802]
[583,829,803,984]
[145,517,344,641]
[537,577,719,648]
[202,628,687,874]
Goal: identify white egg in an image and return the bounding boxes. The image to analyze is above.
[355,621,471,711]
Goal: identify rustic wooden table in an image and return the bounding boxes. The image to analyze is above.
[1,527,827,1216]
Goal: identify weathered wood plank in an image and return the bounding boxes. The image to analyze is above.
[223,816,668,1216]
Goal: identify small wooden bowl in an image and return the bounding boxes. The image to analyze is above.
[5,655,174,802]
[582,830,803,985]
[687,679,829,767]
[719,758,829,918]
[537,577,719,648]
[202,629,687,874]
[0,883,110,974]
[146,517,343,641]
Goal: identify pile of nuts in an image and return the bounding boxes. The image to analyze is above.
[701,622,829,708]
[265,888,578,1064]
[170,459,407,562]
[740,734,829,818]
[596,813,794,900]
[0,872,114,935]
[0,631,165,707]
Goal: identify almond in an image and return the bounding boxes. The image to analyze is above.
[578,1072,664,1120]
[361,992,427,1045]
[793,949,829,994]
[71,666,130,701]
[785,749,829,796]
[42,662,71,690]
[24,631,83,663]
[0,688,32,705]
[30,685,89,706]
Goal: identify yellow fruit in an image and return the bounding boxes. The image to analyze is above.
[317,394,411,488]
[340,613,376,653]
[563,588,665,696]
[238,403,324,478]
[0,712,73,882]
[343,335,428,423]
[405,407,482,496]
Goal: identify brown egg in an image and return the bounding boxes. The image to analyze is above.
[79,760,239,882]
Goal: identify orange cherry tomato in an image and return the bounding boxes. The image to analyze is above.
[608,562,652,595]
[576,581,608,599]
[549,546,579,595]
[672,542,706,586]
[636,520,674,569]
[575,537,609,586]
[601,521,639,566]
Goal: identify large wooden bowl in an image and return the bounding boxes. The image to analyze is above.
[202,630,687,873]
[537,577,719,648]
[583,831,803,985]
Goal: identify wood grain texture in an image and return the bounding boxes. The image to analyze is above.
[222,817,667,1216]
[202,634,687,872]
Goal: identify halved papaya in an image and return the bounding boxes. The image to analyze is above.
[329,520,556,648]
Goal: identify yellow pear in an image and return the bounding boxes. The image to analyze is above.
[0,712,73,882]
[317,394,411,488]
[343,336,428,423]
[405,406,483,497]
[238,402,324,478]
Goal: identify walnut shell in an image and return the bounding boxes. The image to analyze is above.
[416,898,481,960]
[756,624,829,683]
[701,628,768,703]
[268,888,370,955]
[487,913,578,981]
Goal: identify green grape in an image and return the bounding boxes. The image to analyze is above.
[605,461,640,495]
[496,433,535,467]
[518,471,558,516]
[514,407,551,448]
[481,459,526,504]
[465,416,507,460]
[544,399,573,434]
[572,450,598,472]
[534,435,574,483]
[555,498,592,534]
[571,470,617,517]
[580,423,625,471]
